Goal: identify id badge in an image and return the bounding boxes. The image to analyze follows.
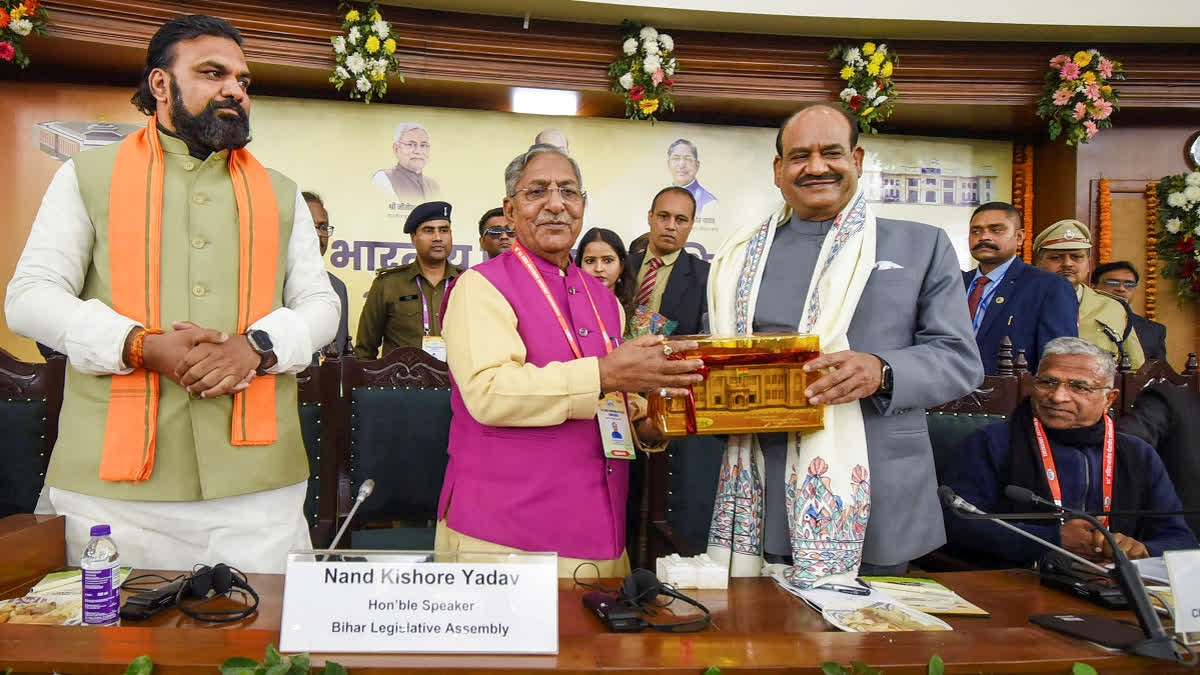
[421,335,447,361]
[598,393,636,460]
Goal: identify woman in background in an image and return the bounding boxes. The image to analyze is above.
[575,228,635,333]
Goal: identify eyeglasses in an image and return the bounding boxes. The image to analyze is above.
[513,185,586,203]
[483,226,514,238]
[315,224,335,235]
[1032,376,1112,395]
[668,154,698,164]
[1101,279,1138,290]
[397,141,431,151]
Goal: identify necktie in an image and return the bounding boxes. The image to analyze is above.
[967,274,991,320]
[635,257,663,308]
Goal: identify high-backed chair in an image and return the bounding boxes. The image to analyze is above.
[0,349,65,518]
[297,359,340,548]
[1115,353,1199,413]
[335,348,452,550]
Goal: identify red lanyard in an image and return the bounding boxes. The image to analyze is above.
[1032,415,1115,526]
[510,241,615,357]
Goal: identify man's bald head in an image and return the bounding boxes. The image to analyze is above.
[775,104,859,157]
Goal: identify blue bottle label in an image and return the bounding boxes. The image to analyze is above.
[82,566,119,624]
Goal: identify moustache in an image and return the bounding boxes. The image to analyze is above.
[795,173,841,187]
[972,243,999,251]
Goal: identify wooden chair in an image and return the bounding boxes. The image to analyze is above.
[1115,354,1199,414]
[334,348,452,550]
[0,349,65,518]
[297,359,341,548]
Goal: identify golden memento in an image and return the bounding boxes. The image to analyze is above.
[647,333,824,437]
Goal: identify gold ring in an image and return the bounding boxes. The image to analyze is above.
[662,344,674,357]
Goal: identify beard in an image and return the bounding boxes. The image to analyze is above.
[169,78,251,153]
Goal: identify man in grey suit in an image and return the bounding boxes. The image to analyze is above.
[746,106,983,574]
[304,192,352,358]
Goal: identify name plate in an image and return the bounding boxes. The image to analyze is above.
[279,551,558,654]
[1165,549,1200,634]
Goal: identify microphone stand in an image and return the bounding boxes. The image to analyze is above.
[318,478,375,562]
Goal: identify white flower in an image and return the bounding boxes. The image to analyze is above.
[345,53,366,75]
[839,87,857,102]
[665,58,677,76]
[639,26,658,41]
[356,77,371,92]
[623,38,637,55]
[1167,191,1188,208]
[1186,171,1200,187]
[643,39,660,56]
[1185,185,1200,203]
[643,54,662,74]
[1193,225,1200,238]
[865,84,879,99]
[658,34,674,52]
[1088,48,1100,56]
[844,47,863,65]
[876,44,888,58]
[373,20,389,38]
[335,66,350,79]
[873,95,888,106]
[332,36,347,54]
[1165,218,1182,234]
[10,19,32,36]
[348,26,360,44]
[619,72,634,90]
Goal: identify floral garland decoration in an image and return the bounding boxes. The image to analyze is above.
[1012,144,1035,262]
[1097,179,1112,264]
[608,21,677,121]
[1144,183,1160,320]
[1035,49,1124,145]
[828,41,897,134]
[330,2,403,104]
[0,0,49,69]
[1154,170,1200,304]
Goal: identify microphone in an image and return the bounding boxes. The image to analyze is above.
[1003,484,1180,663]
[325,478,375,555]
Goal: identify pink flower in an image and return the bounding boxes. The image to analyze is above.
[1049,54,1071,70]
[1098,57,1114,78]
[1073,102,1088,120]
[1085,83,1101,101]
[651,68,664,86]
[1060,62,1081,81]
[0,42,13,62]
[808,457,829,477]
[1092,99,1113,120]
[1084,120,1099,138]
[1052,88,1072,106]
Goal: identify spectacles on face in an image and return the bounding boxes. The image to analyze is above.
[513,185,586,203]
[1032,375,1111,396]
[483,226,514,238]
[315,224,335,235]
[668,154,697,165]
[1101,279,1138,290]
[397,141,431,152]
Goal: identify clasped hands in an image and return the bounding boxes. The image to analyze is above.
[129,321,262,399]
[1059,518,1149,562]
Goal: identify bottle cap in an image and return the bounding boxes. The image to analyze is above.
[89,524,111,537]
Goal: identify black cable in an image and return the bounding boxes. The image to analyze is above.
[120,572,184,593]
[571,562,614,594]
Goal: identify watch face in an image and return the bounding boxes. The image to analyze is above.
[1188,131,1200,171]
[248,330,273,353]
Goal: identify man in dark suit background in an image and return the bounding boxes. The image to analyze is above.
[627,186,710,335]
[964,202,1077,373]
[1091,261,1167,362]
[304,191,352,357]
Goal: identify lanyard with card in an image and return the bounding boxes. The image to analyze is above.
[1032,415,1115,526]
[413,276,447,360]
[511,242,635,459]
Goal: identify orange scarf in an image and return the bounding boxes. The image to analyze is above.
[100,116,279,482]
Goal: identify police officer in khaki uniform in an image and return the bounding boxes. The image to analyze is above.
[1035,219,1145,370]
[354,201,463,359]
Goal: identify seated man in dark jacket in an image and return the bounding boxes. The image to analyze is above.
[943,337,1195,568]
[1119,381,1200,539]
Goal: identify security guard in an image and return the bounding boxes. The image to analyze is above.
[353,201,463,360]
[1034,219,1145,370]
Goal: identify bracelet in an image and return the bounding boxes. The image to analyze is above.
[129,328,164,370]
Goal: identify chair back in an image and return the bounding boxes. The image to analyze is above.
[297,359,341,547]
[0,349,65,517]
[1115,354,1199,413]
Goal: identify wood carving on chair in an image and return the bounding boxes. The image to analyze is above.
[341,348,450,389]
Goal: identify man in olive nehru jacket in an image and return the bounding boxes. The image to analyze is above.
[6,15,338,573]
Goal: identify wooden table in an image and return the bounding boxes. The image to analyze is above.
[0,567,1191,673]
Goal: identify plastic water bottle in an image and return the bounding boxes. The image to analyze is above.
[81,524,120,625]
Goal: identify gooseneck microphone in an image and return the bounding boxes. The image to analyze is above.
[327,478,375,553]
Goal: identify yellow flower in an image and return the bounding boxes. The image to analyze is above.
[384,38,397,54]
[1101,84,1113,95]
[371,11,382,21]
[639,98,660,115]
[1082,71,1097,83]
[862,42,876,56]
[365,35,380,53]
[1073,50,1092,67]
[881,61,893,78]
[869,51,884,66]
[840,65,855,80]
[371,71,386,82]
[345,9,360,21]
[866,62,881,76]
[862,106,875,116]
[11,5,25,19]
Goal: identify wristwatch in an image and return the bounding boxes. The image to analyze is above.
[877,357,894,396]
[245,329,276,376]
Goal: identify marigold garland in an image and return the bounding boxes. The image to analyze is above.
[1012,144,1035,262]
[1144,182,1159,320]
[1097,178,1112,264]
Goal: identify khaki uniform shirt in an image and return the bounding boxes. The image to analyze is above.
[354,260,463,359]
[1077,284,1145,370]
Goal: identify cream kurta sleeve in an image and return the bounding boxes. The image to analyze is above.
[443,269,602,427]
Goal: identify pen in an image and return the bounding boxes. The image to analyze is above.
[826,582,870,596]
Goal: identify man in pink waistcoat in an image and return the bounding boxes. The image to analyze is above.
[435,144,704,577]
